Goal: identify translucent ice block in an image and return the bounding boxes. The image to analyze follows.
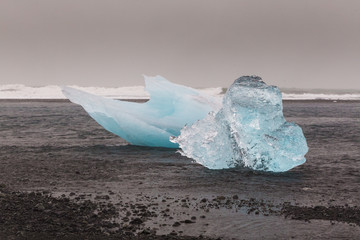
[62,76,221,148]
[172,76,308,172]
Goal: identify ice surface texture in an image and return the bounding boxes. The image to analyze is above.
[172,76,308,172]
[62,76,221,148]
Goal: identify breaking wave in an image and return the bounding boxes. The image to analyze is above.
[1,84,359,100]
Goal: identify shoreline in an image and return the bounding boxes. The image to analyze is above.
[1,98,360,103]
[1,99,359,239]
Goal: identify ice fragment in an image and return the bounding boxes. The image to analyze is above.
[172,76,308,172]
[62,76,221,148]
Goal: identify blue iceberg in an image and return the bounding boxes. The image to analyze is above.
[62,76,221,148]
[171,76,308,172]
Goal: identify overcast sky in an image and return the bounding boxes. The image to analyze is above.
[0,0,359,89]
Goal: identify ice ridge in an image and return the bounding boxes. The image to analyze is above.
[62,75,221,148]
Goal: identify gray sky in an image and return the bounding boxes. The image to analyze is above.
[0,0,359,89]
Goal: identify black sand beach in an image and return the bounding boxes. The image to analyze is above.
[0,100,359,239]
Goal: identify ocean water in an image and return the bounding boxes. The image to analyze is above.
[1,84,360,100]
[0,99,359,239]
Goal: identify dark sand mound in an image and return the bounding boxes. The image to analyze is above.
[0,185,217,240]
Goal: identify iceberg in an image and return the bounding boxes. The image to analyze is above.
[171,76,308,172]
[62,76,221,148]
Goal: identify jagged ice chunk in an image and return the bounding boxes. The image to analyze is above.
[172,76,308,172]
[62,76,221,148]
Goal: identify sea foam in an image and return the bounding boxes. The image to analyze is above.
[1,84,359,100]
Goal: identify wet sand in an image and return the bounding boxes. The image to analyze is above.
[0,100,359,239]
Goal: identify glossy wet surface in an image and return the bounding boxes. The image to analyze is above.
[0,100,359,239]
